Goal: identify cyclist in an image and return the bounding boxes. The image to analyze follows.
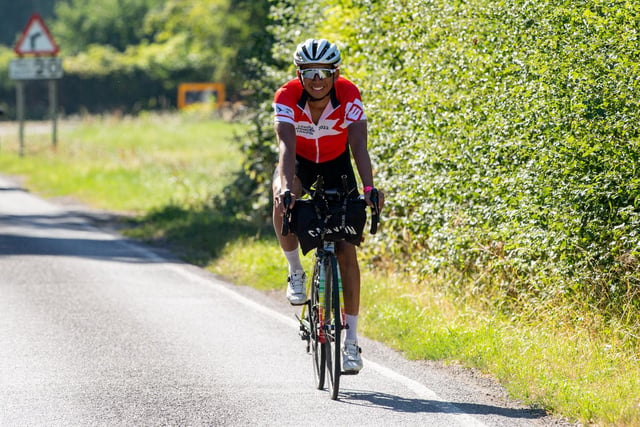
[272,38,383,373]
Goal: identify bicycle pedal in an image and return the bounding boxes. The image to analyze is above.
[289,300,308,306]
[341,370,360,376]
[298,326,309,340]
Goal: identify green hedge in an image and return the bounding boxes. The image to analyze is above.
[253,0,640,325]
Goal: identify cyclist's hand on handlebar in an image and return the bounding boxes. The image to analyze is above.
[364,187,384,212]
[365,187,383,234]
[276,190,296,214]
[280,190,295,236]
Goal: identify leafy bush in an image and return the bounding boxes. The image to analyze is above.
[249,0,640,331]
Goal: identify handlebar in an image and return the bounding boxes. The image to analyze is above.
[281,178,381,237]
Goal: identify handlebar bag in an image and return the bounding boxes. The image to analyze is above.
[290,198,366,254]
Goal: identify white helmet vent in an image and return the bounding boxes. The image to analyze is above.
[293,39,342,66]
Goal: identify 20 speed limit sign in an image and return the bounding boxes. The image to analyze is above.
[9,57,63,80]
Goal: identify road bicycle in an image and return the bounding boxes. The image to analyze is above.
[282,176,379,400]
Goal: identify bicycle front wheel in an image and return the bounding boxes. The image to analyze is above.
[324,254,342,400]
[310,261,325,389]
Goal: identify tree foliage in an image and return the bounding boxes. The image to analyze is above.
[0,0,273,115]
[0,0,56,45]
[52,0,163,54]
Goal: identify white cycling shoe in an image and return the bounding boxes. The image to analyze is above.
[342,339,363,373]
[286,270,307,305]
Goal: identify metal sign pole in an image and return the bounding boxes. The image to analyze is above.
[16,81,25,157]
[49,79,57,149]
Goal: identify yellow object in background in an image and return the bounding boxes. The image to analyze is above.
[177,83,226,110]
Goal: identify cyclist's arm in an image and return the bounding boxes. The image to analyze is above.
[348,120,374,191]
[276,121,298,211]
[349,119,384,211]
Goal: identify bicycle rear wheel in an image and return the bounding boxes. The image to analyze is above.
[324,254,342,400]
[309,261,325,389]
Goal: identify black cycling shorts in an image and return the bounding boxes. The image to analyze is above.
[296,148,358,197]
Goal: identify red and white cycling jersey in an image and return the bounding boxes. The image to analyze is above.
[273,77,366,163]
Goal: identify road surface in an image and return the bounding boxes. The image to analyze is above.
[0,174,568,426]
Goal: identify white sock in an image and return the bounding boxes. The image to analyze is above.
[284,248,303,274]
[346,314,358,342]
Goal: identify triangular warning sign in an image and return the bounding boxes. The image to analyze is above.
[14,13,59,56]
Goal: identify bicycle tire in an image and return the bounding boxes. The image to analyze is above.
[310,261,325,389]
[324,254,342,400]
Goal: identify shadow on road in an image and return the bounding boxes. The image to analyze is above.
[0,211,166,264]
[340,389,547,420]
[0,233,164,263]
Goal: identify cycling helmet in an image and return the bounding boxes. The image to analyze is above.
[293,39,342,67]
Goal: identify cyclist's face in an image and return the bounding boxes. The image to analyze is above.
[298,63,338,100]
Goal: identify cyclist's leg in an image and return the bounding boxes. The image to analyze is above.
[336,241,360,315]
[336,241,363,373]
[272,168,303,252]
[273,169,308,304]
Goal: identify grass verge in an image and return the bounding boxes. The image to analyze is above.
[0,112,243,213]
[0,114,638,425]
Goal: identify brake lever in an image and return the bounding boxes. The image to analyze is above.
[369,188,380,235]
[281,190,292,236]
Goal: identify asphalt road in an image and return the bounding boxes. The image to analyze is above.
[0,174,569,426]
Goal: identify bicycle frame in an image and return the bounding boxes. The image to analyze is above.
[300,242,344,337]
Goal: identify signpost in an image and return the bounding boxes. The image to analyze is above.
[9,13,62,156]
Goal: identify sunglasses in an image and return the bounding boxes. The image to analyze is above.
[299,68,337,80]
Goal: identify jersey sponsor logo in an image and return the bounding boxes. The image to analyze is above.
[274,103,294,119]
[345,100,365,122]
[296,123,316,137]
[296,119,341,139]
